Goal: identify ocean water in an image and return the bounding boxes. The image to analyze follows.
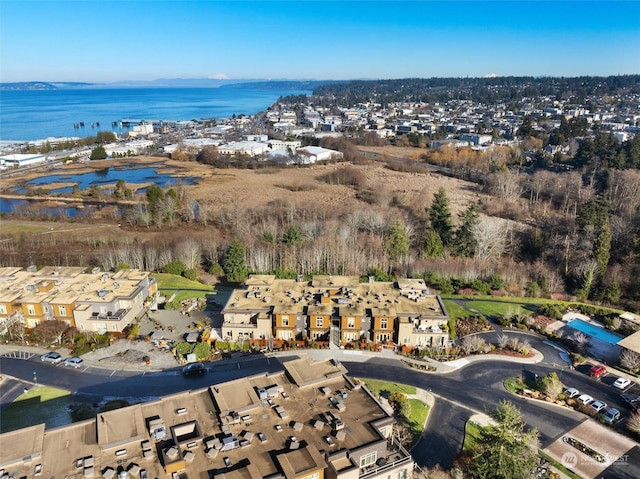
[0,87,308,141]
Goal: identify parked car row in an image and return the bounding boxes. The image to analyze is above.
[40,352,84,368]
[563,386,620,424]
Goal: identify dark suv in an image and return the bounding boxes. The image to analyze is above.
[182,362,206,376]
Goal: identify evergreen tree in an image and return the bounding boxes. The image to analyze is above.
[423,230,444,258]
[454,204,479,257]
[387,220,409,261]
[90,146,107,160]
[281,225,303,245]
[145,185,164,216]
[428,187,453,247]
[223,240,248,283]
[467,401,540,479]
[593,220,612,278]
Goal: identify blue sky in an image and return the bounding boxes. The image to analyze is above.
[1,0,639,82]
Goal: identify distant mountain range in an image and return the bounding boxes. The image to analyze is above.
[0,78,339,91]
[0,81,95,90]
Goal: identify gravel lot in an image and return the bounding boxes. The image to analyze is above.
[81,339,180,370]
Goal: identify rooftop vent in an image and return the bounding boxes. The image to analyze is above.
[97,289,108,298]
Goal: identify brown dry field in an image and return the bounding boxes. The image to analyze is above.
[0,150,488,238]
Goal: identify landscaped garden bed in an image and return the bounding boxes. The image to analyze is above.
[563,436,606,463]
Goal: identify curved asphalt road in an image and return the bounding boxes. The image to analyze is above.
[2,334,638,478]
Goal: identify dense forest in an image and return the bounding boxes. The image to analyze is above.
[309,75,640,106]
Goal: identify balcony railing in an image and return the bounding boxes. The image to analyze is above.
[412,327,446,334]
[223,321,258,328]
[359,454,413,479]
[90,308,128,321]
[359,438,413,479]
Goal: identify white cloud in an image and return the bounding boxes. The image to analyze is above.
[485,73,498,78]
[208,73,230,80]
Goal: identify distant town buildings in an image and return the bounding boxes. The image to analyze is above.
[2,79,639,169]
[0,153,47,169]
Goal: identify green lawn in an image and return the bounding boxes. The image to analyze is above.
[463,420,483,452]
[441,295,625,318]
[504,377,528,394]
[441,295,569,306]
[442,300,470,320]
[151,273,216,303]
[406,399,430,441]
[467,300,530,318]
[361,378,417,396]
[360,379,428,443]
[0,385,73,433]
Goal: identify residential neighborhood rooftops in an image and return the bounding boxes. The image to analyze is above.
[222,275,446,319]
[0,359,413,479]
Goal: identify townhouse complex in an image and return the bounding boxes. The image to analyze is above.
[222,275,450,349]
[0,358,415,479]
[0,266,157,334]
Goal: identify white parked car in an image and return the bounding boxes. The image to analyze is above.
[63,357,84,368]
[613,377,632,390]
[577,394,593,405]
[40,352,63,364]
[564,387,580,398]
[590,400,608,413]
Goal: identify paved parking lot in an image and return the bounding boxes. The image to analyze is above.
[543,418,637,479]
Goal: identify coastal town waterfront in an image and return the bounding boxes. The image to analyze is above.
[0,86,310,142]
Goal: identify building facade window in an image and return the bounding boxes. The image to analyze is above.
[380,318,388,329]
[316,317,323,328]
[27,304,36,315]
[360,451,377,468]
[282,316,289,326]
[0,304,7,314]
[280,330,293,340]
[58,305,67,316]
[347,317,355,328]
[398,470,407,479]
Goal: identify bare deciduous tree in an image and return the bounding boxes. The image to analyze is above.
[486,170,524,202]
[627,412,640,435]
[176,239,202,270]
[572,332,590,352]
[461,335,486,355]
[620,349,640,374]
[474,217,508,261]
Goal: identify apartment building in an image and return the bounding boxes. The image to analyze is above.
[222,275,449,348]
[0,266,157,334]
[0,358,414,479]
